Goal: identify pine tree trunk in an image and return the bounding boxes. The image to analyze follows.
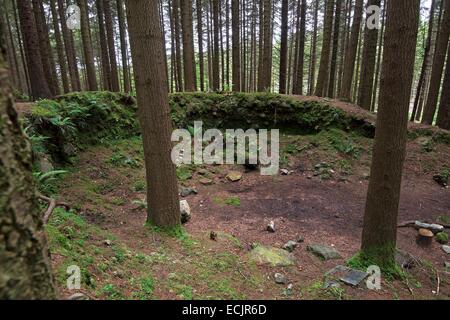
[17,0,52,99]
[309,0,319,95]
[259,0,272,91]
[12,0,31,95]
[212,0,220,90]
[293,0,306,95]
[196,0,205,91]
[103,0,119,92]
[361,0,420,269]
[231,0,240,91]
[0,53,56,299]
[371,0,386,112]
[58,0,80,91]
[50,0,70,93]
[126,0,181,228]
[328,0,341,98]
[339,0,363,101]
[436,43,450,129]
[117,0,130,93]
[314,0,334,97]
[97,0,111,91]
[181,0,196,91]
[422,0,450,125]
[77,0,98,91]
[173,0,183,92]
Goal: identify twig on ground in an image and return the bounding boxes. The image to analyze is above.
[38,193,71,224]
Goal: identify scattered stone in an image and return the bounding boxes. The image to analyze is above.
[68,293,88,300]
[436,232,449,244]
[37,156,54,173]
[323,280,341,289]
[444,262,450,268]
[180,200,191,224]
[307,244,342,261]
[325,265,350,277]
[226,171,243,182]
[274,273,287,284]
[297,235,305,243]
[415,221,444,233]
[433,174,448,188]
[104,239,112,246]
[282,240,298,253]
[442,245,450,254]
[180,187,198,197]
[247,246,296,267]
[210,231,217,241]
[267,221,275,233]
[62,142,77,158]
[280,169,293,175]
[199,178,214,185]
[339,269,369,287]
[197,169,209,175]
[395,250,415,269]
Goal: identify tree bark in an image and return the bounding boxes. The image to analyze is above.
[436,43,450,129]
[50,0,70,93]
[117,0,130,93]
[314,0,334,97]
[422,0,450,125]
[196,0,205,91]
[173,0,183,92]
[361,0,420,269]
[212,0,220,90]
[0,52,56,299]
[339,0,363,101]
[103,0,119,92]
[181,0,196,91]
[258,0,272,92]
[308,0,319,95]
[327,0,341,98]
[126,0,181,228]
[231,0,240,91]
[17,0,52,99]
[97,0,111,91]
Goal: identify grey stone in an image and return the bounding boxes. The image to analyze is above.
[395,250,415,269]
[37,156,54,173]
[62,142,77,157]
[282,240,298,252]
[444,262,450,268]
[443,245,450,254]
[339,269,369,287]
[104,239,112,246]
[414,221,444,233]
[247,246,296,267]
[68,293,88,300]
[267,221,275,233]
[307,244,342,260]
[297,236,305,243]
[323,280,341,289]
[180,187,198,197]
[274,273,286,284]
[325,265,350,277]
[180,200,191,224]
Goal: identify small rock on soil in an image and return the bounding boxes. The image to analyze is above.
[307,244,342,261]
[180,200,191,224]
[248,246,296,267]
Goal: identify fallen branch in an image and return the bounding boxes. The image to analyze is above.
[38,193,71,224]
[397,220,450,229]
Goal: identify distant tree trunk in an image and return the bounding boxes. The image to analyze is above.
[314,0,334,97]
[117,0,130,93]
[17,0,52,99]
[225,0,230,88]
[50,0,69,93]
[361,0,420,269]
[173,0,183,92]
[340,0,363,101]
[308,0,319,95]
[421,0,450,125]
[206,0,213,89]
[231,0,240,91]
[126,0,180,228]
[293,0,306,95]
[212,0,220,90]
[180,0,196,91]
[328,0,341,98]
[241,0,247,92]
[97,0,111,91]
[258,0,272,91]
[0,52,56,299]
[32,0,59,95]
[436,43,450,129]
[196,0,205,91]
[371,0,386,112]
[12,0,31,94]
[77,0,98,91]
[278,0,288,93]
[103,0,119,92]
[358,0,381,110]
[58,0,80,91]
[1,8,19,91]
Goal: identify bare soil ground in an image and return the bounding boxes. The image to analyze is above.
[48,128,450,300]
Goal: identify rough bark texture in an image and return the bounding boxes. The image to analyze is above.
[0,52,56,299]
[97,0,111,91]
[309,0,319,95]
[278,0,288,94]
[361,0,420,268]
[231,0,240,91]
[173,0,183,92]
[126,0,181,228]
[314,0,334,97]
[117,0,130,93]
[212,0,220,91]
[77,0,98,91]
[422,0,450,125]
[340,0,364,101]
[328,0,342,98]
[17,0,52,99]
[293,0,306,95]
[259,0,272,91]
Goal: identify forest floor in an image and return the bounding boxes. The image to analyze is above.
[44,120,450,300]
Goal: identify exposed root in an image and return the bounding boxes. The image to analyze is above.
[38,193,71,224]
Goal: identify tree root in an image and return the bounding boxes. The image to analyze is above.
[38,193,71,224]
